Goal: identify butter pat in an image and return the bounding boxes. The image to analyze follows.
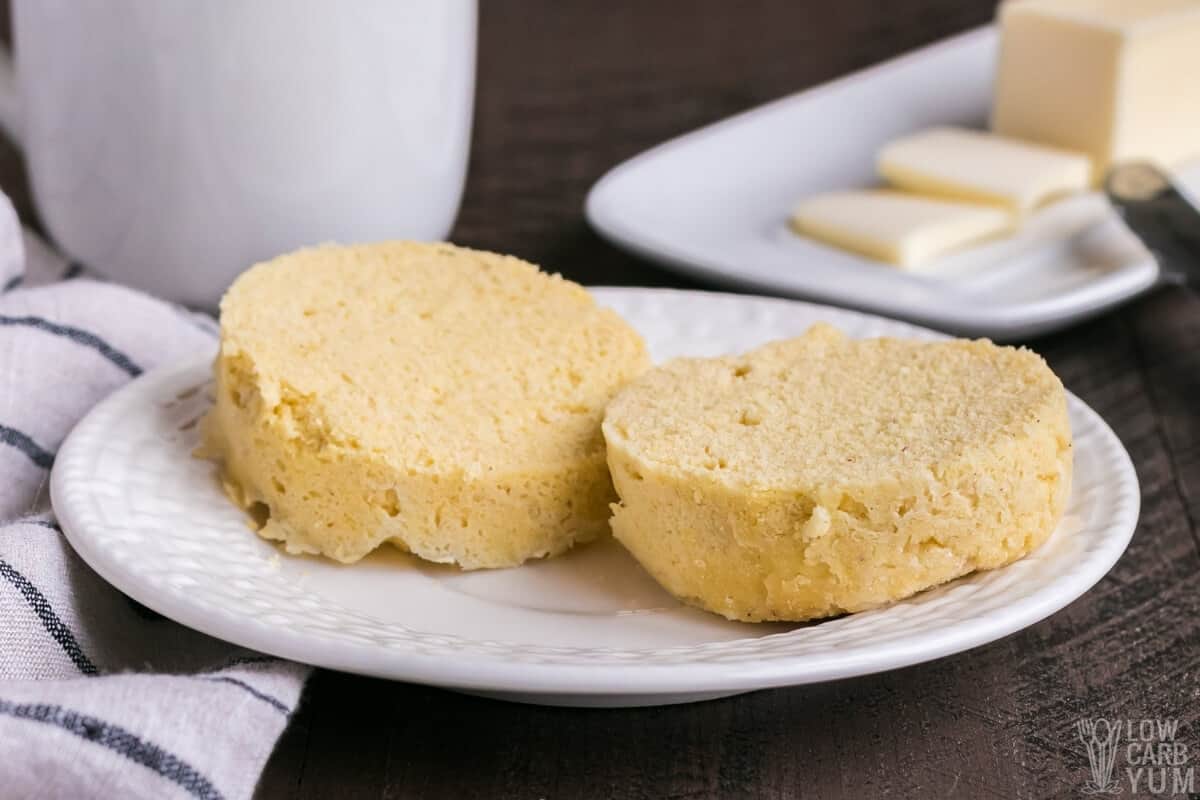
[992,0,1200,175]
[878,127,1092,214]
[790,190,1012,268]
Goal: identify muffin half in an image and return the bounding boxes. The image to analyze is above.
[200,241,650,568]
[603,324,1072,622]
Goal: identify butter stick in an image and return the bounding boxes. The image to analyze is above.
[992,0,1200,174]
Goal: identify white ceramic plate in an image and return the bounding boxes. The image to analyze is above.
[50,288,1139,707]
[585,27,1198,340]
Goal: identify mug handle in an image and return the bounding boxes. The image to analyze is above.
[0,42,22,146]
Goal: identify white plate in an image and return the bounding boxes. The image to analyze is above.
[585,27,1189,340]
[50,288,1139,707]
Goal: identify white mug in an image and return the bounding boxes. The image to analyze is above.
[0,0,476,307]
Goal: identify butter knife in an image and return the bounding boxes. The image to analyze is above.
[1105,162,1200,288]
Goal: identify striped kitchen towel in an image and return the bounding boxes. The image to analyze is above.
[0,193,309,800]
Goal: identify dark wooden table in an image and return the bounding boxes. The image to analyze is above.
[4,2,1198,797]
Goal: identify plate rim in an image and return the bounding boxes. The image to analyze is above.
[50,287,1141,698]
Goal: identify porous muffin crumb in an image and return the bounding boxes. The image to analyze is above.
[199,241,650,568]
[602,324,1073,622]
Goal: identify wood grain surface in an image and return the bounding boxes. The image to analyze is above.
[2,2,1196,798]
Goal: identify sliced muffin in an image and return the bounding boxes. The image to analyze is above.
[603,324,1072,622]
[200,241,650,568]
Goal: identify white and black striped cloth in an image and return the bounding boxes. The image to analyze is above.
[0,194,309,800]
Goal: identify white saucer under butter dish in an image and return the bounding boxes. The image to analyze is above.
[586,27,1194,340]
[50,289,1138,707]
